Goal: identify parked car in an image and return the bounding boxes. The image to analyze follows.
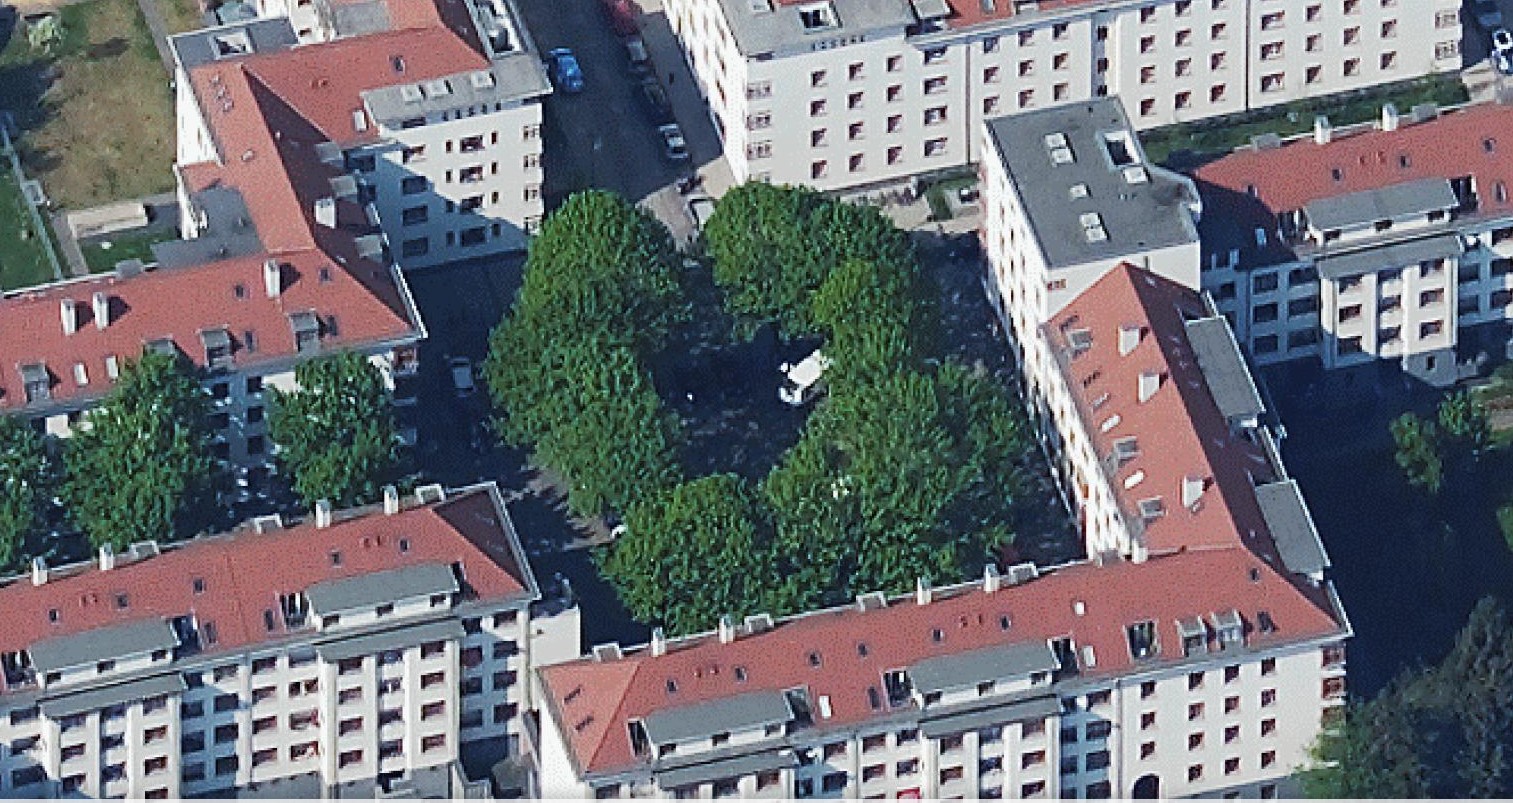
[449,357,476,397]
[635,76,673,124]
[778,350,831,406]
[658,123,689,161]
[1475,0,1504,29]
[600,0,638,36]
[546,47,584,93]
[624,35,650,73]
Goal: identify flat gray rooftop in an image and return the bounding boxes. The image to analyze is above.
[909,641,1059,693]
[153,186,265,268]
[305,562,458,616]
[642,690,792,745]
[39,673,185,720]
[30,618,178,673]
[985,99,1200,270]
[1255,479,1331,577]
[364,54,551,124]
[656,749,798,790]
[1314,232,1463,281]
[169,18,296,70]
[1184,316,1265,425]
[1303,178,1458,232]
[314,617,465,662]
[326,0,392,37]
[713,0,915,58]
[919,691,1060,739]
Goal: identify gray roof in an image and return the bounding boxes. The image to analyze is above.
[39,673,185,720]
[919,692,1060,739]
[30,618,178,673]
[363,55,551,126]
[327,0,392,37]
[1255,480,1331,577]
[655,749,798,790]
[152,186,265,268]
[1184,316,1264,424]
[909,641,1059,693]
[642,691,792,745]
[712,0,915,57]
[1303,178,1458,232]
[305,562,458,616]
[169,18,297,70]
[314,617,466,662]
[986,99,1200,270]
[1314,232,1463,281]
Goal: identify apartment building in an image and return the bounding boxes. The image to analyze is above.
[1190,101,1513,388]
[979,98,1201,428]
[0,483,581,799]
[663,0,1459,191]
[170,0,549,270]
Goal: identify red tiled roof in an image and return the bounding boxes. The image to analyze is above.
[541,548,1341,777]
[0,487,532,692]
[1043,264,1283,561]
[0,249,415,413]
[1193,103,1513,215]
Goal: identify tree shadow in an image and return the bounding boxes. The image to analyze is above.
[0,7,16,53]
[85,36,128,60]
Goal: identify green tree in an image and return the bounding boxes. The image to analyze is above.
[0,415,56,570]
[598,474,778,635]
[26,15,64,55]
[485,190,685,516]
[704,182,830,337]
[63,352,218,550]
[1438,391,1492,457]
[269,351,399,507]
[1390,411,1444,494]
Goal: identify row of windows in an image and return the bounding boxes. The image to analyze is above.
[400,223,515,257]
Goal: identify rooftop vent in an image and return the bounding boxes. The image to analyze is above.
[424,79,452,98]
[31,557,47,586]
[592,643,623,661]
[1067,327,1093,353]
[650,627,667,657]
[313,499,333,528]
[1137,370,1161,403]
[1006,562,1038,585]
[252,514,283,533]
[1122,165,1149,184]
[1313,115,1332,145]
[1069,183,1089,199]
[314,197,337,229]
[1138,497,1166,521]
[1381,102,1400,132]
[382,485,400,515]
[1250,132,1283,150]
[469,71,495,90]
[98,544,116,571]
[351,109,368,133]
[744,613,774,633]
[1080,212,1107,243]
[1112,436,1140,465]
[718,615,736,644]
[414,484,446,504]
[796,1,837,30]
[1118,323,1142,355]
[915,576,932,606]
[263,259,282,298]
[983,564,1002,593]
[1176,616,1207,656]
[399,84,424,103]
[1411,103,1439,124]
[60,298,78,335]
[1045,131,1075,165]
[856,591,887,611]
[1182,476,1206,509]
[92,292,110,330]
[1212,609,1244,649]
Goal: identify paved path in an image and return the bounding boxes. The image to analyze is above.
[133,0,177,75]
[50,209,88,275]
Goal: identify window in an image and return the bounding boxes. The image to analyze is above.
[1188,764,1203,782]
[1188,702,1205,721]
[924,138,947,157]
[1188,732,1205,750]
[1261,689,1277,707]
[1225,724,1240,743]
[1140,711,1156,730]
[822,772,848,792]
[1141,681,1157,699]
[1261,750,1276,768]
[1344,57,1360,76]
[811,69,827,87]
[401,176,427,194]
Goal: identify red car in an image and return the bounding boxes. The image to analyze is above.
[601,0,638,36]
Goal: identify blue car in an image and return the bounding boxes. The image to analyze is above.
[547,48,584,93]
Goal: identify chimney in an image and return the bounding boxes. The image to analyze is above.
[983,564,1002,593]
[314,197,337,229]
[382,485,400,515]
[98,543,116,571]
[31,557,47,586]
[718,615,736,644]
[1137,371,1161,403]
[915,576,932,606]
[264,259,282,298]
[650,627,667,657]
[1118,324,1141,356]
[1313,115,1332,145]
[314,499,333,528]
[1381,102,1400,132]
[92,292,109,330]
[1182,475,1206,509]
[60,299,78,335]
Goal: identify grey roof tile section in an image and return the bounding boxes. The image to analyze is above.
[305,562,458,616]
[169,18,297,70]
[152,186,265,268]
[642,691,793,745]
[1184,316,1265,424]
[909,641,1059,693]
[919,692,1060,739]
[327,0,392,37]
[1255,479,1331,577]
[713,0,915,58]
[986,99,1201,270]
[30,618,178,673]
[656,749,798,789]
[363,56,551,123]
[39,673,185,720]
[314,617,466,662]
[1314,232,1463,281]
[1303,178,1458,232]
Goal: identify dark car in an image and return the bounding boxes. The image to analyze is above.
[635,76,673,124]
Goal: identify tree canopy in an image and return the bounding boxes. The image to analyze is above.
[269,351,400,507]
[62,352,219,550]
[1390,411,1444,495]
[1304,597,1513,798]
[0,415,56,570]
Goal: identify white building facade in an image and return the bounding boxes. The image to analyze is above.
[664,0,1461,191]
[0,484,580,799]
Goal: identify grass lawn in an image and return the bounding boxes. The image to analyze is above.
[81,227,176,272]
[160,0,209,34]
[0,0,176,209]
[0,162,60,289]
[1140,74,1470,168]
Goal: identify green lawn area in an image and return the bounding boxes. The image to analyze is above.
[81,227,176,272]
[0,0,177,209]
[161,0,209,34]
[0,161,61,290]
[1140,74,1470,168]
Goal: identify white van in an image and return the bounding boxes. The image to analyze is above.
[778,350,831,406]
